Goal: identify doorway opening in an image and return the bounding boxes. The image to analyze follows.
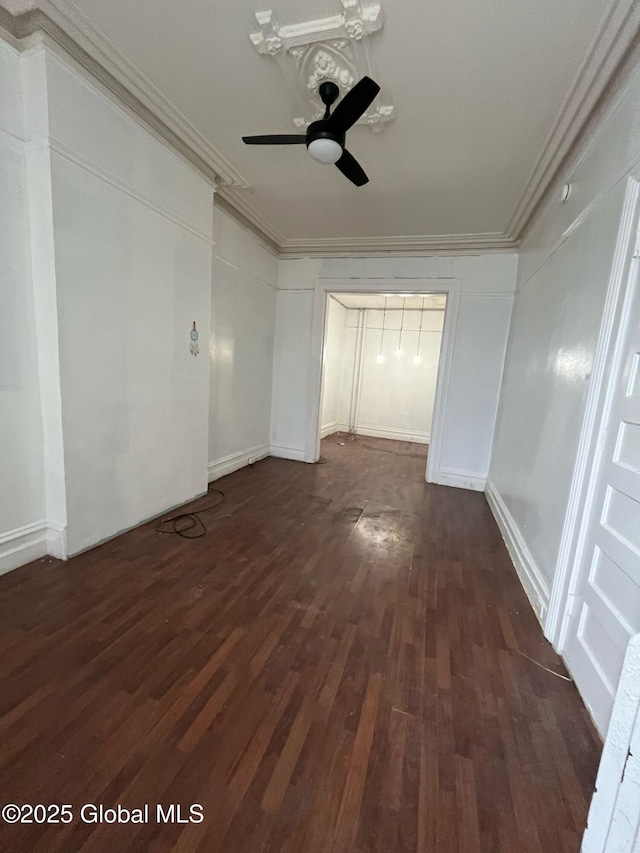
[318,291,448,482]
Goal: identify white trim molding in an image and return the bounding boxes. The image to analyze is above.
[546,179,640,649]
[1,0,638,255]
[277,232,517,257]
[337,423,430,444]
[435,468,485,491]
[485,480,550,624]
[320,422,339,438]
[308,279,461,485]
[46,521,67,559]
[216,193,518,257]
[207,444,270,482]
[1,1,245,187]
[0,520,67,576]
[215,191,282,256]
[269,443,308,462]
[48,137,215,247]
[507,0,640,242]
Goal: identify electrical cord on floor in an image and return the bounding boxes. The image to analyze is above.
[155,485,225,539]
[516,649,573,682]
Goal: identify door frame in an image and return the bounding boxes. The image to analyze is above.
[545,177,640,650]
[306,278,461,483]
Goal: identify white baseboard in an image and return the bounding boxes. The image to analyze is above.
[321,422,338,438]
[46,523,67,560]
[434,467,486,491]
[0,520,67,576]
[337,423,430,444]
[269,443,308,462]
[66,490,208,558]
[208,444,270,482]
[485,480,550,624]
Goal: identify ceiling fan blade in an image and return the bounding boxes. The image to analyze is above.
[335,149,369,187]
[242,134,307,145]
[326,76,380,134]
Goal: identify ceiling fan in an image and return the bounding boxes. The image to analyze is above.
[242,76,380,187]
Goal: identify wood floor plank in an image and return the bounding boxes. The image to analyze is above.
[0,435,600,851]
[333,672,383,852]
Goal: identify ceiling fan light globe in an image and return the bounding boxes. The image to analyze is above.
[308,138,342,165]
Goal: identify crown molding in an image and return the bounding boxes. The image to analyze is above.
[277,232,518,257]
[507,0,640,242]
[0,0,248,188]
[216,192,520,256]
[0,2,516,258]
[1,0,638,257]
[214,192,281,257]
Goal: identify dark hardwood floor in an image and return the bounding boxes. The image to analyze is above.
[0,435,600,852]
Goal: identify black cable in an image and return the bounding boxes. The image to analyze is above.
[155,485,225,539]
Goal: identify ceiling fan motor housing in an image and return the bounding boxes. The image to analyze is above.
[307,121,345,148]
[306,121,345,164]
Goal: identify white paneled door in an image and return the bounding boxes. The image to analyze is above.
[564,249,640,736]
[582,634,640,853]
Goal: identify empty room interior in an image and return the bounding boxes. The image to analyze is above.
[1,0,640,850]
[320,294,445,460]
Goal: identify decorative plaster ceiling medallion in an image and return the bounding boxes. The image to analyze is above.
[250,1,393,131]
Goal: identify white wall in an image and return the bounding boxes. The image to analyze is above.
[0,39,47,573]
[0,35,516,570]
[320,297,347,435]
[273,254,517,486]
[337,308,443,443]
[271,289,315,461]
[3,37,277,568]
[488,49,640,623]
[22,43,214,557]
[208,207,277,479]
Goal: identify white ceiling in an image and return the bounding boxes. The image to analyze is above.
[332,293,446,310]
[15,0,617,245]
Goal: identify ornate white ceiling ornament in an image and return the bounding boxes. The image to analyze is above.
[249,2,393,132]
